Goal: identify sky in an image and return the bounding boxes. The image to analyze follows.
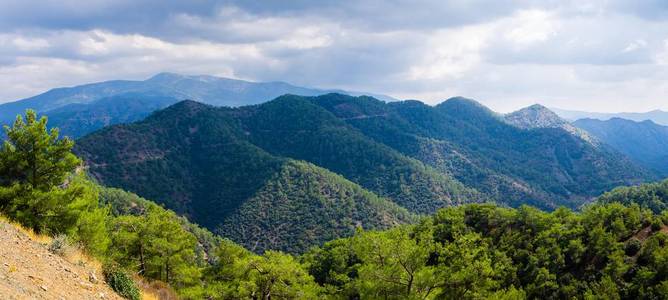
[1,0,668,112]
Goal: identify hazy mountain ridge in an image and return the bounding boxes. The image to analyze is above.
[0,73,395,138]
[553,107,668,126]
[574,118,668,177]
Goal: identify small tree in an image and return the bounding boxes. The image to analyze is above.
[108,203,201,288]
[0,110,99,236]
[0,109,80,190]
[238,251,321,299]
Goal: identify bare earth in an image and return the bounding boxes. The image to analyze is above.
[0,221,123,300]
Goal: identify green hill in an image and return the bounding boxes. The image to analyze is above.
[598,179,668,213]
[313,94,651,209]
[75,99,424,252]
[75,93,652,251]
[219,160,415,253]
[232,95,480,213]
[574,118,668,176]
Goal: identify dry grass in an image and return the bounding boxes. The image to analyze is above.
[134,276,180,300]
[63,247,104,276]
[141,291,160,300]
[0,214,52,245]
[1,213,169,299]
[0,214,105,278]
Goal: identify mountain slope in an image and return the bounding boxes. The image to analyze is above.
[0,72,394,138]
[433,99,651,204]
[233,95,480,213]
[0,219,123,299]
[219,160,415,253]
[75,100,420,252]
[312,94,652,209]
[74,94,654,253]
[597,178,668,213]
[574,118,668,176]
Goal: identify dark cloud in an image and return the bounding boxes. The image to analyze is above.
[0,0,668,112]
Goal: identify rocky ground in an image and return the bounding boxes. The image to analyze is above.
[0,220,123,299]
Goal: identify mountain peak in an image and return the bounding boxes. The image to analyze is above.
[442,96,482,106]
[526,103,550,110]
[146,72,234,84]
[505,104,599,144]
[435,96,502,121]
[144,99,211,122]
[505,104,566,129]
[147,72,187,81]
[437,96,488,111]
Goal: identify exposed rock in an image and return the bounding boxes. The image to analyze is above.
[505,104,598,145]
[89,271,99,284]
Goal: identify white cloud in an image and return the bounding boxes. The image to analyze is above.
[503,10,559,46]
[655,39,668,65]
[623,39,648,53]
[0,1,668,113]
[406,25,491,80]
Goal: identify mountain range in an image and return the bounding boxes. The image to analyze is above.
[0,73,394,138]
[73,94,653,252]
[553,107,668,126]
[2,74,665,253]
[573,118,668,177]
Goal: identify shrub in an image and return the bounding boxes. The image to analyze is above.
[652,218,664,232]
[625,238,642,256]
[48,234,71,256]
[103,265,140,300]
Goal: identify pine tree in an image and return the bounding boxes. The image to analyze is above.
[0,109,79,190]
[0,110,102,239]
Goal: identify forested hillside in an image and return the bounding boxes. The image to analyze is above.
[74,94,653,255]
[75,100,421,252]
[574,118,668,176]
[313,94,651,209]
[231,95,479,213]
[4,108,668,299]
[598,179,668,213]
[218,160,415,253]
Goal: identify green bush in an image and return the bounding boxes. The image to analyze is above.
[103,265,140,300]
[652,218,664,232]
[625,238,642,256]
[48,234,71,256]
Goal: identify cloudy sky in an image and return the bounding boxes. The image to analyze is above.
[1,0,668,112]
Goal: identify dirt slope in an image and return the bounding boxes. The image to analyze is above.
[0,221,123,300]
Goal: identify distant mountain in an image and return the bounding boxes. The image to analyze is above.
[574,118,668,177]
[46,92,180,138]
[0,73,395,138]
[552,107,668,126]
[505,104,598,144]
